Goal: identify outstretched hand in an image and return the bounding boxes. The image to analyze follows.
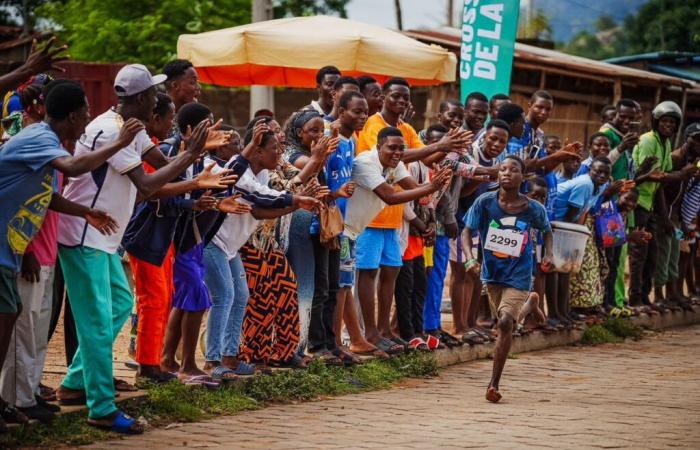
[195,162,239,190]
[23,35,69,74]
[116,118,145,147]
[217,194,252,215]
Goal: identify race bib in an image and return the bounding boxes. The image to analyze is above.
[484,227,525,258]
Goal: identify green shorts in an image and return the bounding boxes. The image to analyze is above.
[0,265,20,314]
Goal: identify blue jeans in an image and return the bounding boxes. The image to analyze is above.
[423,235,450,331]
[203,244,249,361]
[286,210,315,354]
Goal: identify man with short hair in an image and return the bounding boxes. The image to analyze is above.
[463,92,489,135]
[357,75,384,117]
[162,59,201,113]
[343,127,452,355]
[309,66,341,115]
[355,78,469,352]
[601,105,616,125]
[0,79,144,430]
[324,76,360,123]
[419,99,463,144]
[489,93,511,121]
[55,64,212,433]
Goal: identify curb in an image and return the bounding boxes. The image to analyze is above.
[432,306,700,368]
[15,307,700,427]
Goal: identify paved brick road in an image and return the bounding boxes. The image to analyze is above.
[87,326,700,450]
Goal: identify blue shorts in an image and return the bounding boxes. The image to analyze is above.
[355,227,403,270]
[339,234,356,288]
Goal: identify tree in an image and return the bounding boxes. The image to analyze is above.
[623,0,700,53]
[560,0,700,59]
[272,0,349,18]
[37,0,251,69]
[518,8,552,41]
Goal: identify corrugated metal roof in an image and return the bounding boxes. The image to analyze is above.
[404,27,696,89]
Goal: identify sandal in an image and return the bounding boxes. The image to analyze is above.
[233,361,256,375]
[352,347,390,360]
[438,330,464,347]
[0,401,29,425]
[390,336,410,353]
[424,334,444,350]
[462,330,486,345]
[312,349,344,366]
[376,337,405,355]
[181,374,220,389]
[408,337,430,351]
[210,365,239,382]
[113,378,138,392]
[88,410,143,435]
[269,354,312,369]
[333,347,363,365]
[56,385,87,406]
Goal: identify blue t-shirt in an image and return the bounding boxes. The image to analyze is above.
[465,191,551,291]
[552,174,606,222]
[576,157,593,176]
[0,122,70,271]
[310,135,355,234]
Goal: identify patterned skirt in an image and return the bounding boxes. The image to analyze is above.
[238,244,300,364]
[570,217,607,308]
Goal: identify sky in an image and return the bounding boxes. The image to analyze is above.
[345,0,452,31]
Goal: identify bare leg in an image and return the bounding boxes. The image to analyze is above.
[518,292,545,324]
[160,307,183,372]
[358,269,380,343]
[450,261,466,334]
[337,287,376,352]
[377,266,400,339]
[178,310,206,377]
[466,272,482,329]
[487,311,514,403]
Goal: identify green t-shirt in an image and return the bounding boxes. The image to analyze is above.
[632,130,673,211]
[600,125,630,181]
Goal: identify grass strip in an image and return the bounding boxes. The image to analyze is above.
[581,317,645,346]
[2,352,437,448]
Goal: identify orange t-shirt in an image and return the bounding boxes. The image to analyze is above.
[356,113,424,229]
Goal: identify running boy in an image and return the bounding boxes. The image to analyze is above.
[463,155,554,403]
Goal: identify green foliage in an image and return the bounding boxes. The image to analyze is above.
[560,0,700,59]
[602,317,644,340]
[1,352,436,448]
[37,0,252,70]
[273,0,349,18]
[581,324,622,345]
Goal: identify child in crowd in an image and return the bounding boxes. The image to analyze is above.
[578,132,611,176]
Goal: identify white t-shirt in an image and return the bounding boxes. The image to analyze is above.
[343,148,410,240]
[211,163,286,260]
[58,109,154,254]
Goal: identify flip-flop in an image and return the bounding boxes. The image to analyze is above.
[234,361,257,375]
[210,365,239,382]
[438,330,464,347]
[182,375,220,389]
[408,337,430,351]
[375,338,404,355]
[88,410,143,435]
[333,347,363,365]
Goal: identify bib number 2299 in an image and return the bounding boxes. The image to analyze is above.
[484,227,524,258]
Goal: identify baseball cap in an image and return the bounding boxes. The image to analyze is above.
[685,123,700,139]
[114,64,167,97]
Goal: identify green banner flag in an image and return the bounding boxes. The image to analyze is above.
[460,0,520,103]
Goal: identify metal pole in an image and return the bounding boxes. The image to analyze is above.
[250,0,274,119]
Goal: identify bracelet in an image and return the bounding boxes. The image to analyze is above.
[464,258,478,270]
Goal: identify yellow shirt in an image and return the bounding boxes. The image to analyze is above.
[356,113,424,229]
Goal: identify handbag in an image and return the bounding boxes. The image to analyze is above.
[319,203,344,250]
[595,201,626,248]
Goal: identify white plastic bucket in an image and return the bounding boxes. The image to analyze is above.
[550,221,590,274]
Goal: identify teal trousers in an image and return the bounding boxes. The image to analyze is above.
[58,246,133,419]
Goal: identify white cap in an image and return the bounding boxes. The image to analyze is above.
[114,64,167,97]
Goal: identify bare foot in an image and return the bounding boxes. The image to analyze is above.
[349,340,378,353]
[160,358,180,374]
[177,367,208,380]
[486,386,502,403]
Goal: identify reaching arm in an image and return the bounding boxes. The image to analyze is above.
[49,193,119,235]
[373,165,451,205]
[0,36,68,95]
[142,146,170,170]
[49,119,144,177]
